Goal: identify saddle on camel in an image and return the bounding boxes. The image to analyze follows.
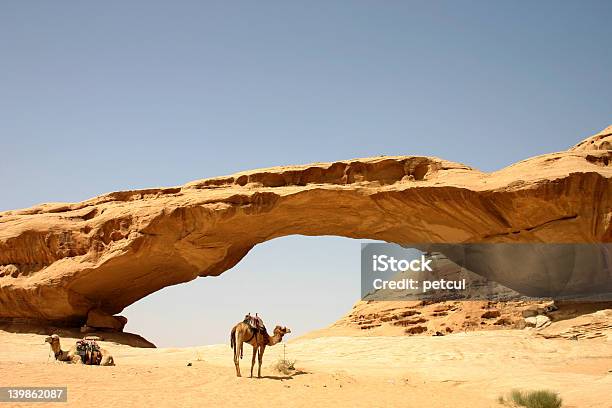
[243,313,269,344]
[75,339,103,365]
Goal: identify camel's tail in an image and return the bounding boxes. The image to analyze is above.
[230,326,244,360]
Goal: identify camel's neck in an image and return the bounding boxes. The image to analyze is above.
[267,334,284,346]
[50,342,65,360]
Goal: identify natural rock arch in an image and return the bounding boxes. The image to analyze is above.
[0,126,610,325]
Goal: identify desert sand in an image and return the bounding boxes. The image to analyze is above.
[1,309,611,408]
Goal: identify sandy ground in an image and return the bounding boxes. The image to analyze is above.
[1,327,611,408]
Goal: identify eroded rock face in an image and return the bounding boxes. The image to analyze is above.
[86,309,127,331]
[0,127,610,324]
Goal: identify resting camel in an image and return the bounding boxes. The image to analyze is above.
[45,334,115,366]
[230,322,291,377]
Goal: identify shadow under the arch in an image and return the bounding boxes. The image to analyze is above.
[0,319,156,348]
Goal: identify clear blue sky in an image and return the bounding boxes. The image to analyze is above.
[1,1,611,346]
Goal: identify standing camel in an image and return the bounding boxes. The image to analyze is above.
[45,334,115,366]
[230,322,291,377]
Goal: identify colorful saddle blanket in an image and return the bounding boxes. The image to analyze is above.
[76,339,102,365]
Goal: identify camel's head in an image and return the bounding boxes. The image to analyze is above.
[45,334,60,346]
[273,326,291,337]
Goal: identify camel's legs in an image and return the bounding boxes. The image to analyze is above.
[257,345,266,378]
[250,346,257,377]
[233,332,242,377]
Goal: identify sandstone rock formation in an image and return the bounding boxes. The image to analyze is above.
[315,299,551,337]
[85,309,128,331]
[317,298,612,338]
[0,126,610,325]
